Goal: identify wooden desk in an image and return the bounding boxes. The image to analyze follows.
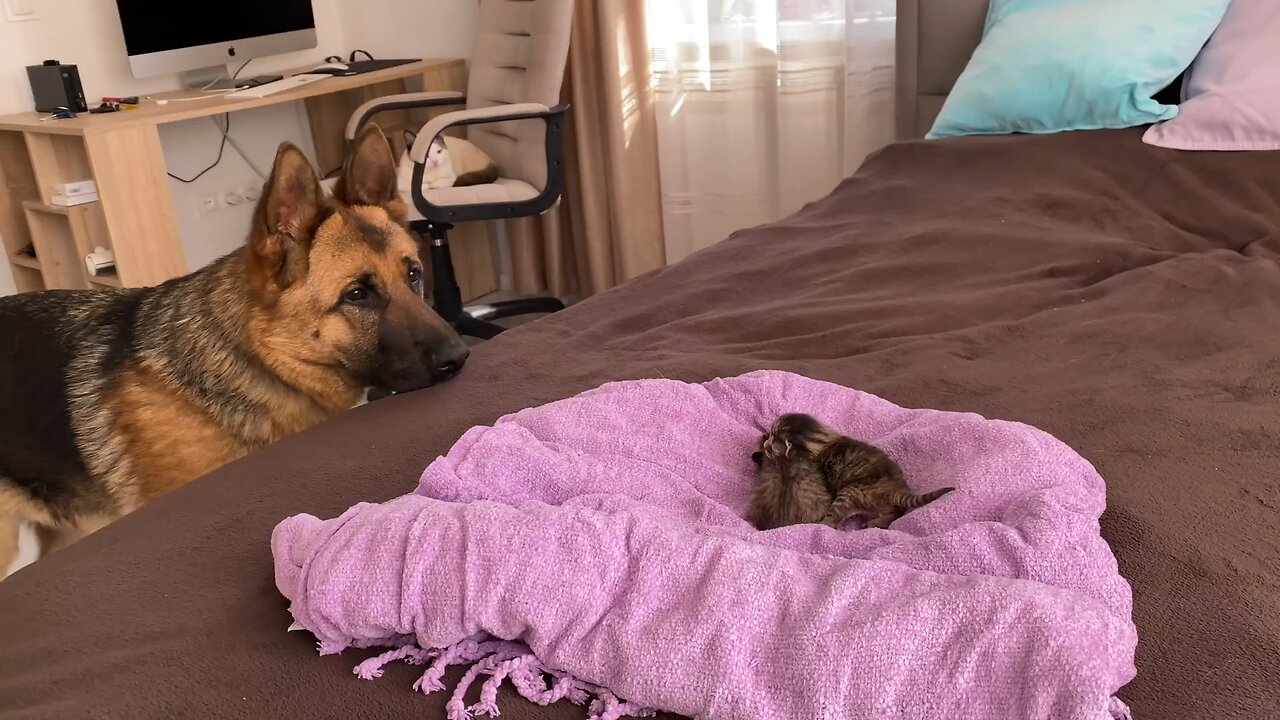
[0,59,495,299]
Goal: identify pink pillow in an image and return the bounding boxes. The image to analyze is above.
[1144,0,1280,151]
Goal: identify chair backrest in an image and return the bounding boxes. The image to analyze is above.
[466,0,574,190]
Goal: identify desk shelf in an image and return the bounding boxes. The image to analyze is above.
[87,271,122,288]
[9,253,40,270]
[0,58,496,300]
[1,129,114,292]
[0,131,43,292]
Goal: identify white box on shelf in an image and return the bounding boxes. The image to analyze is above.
[49,192,98,207]
[54,180,97,197]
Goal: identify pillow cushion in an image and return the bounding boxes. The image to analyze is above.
[1144,0,1280,151]
[927,0,1232,139]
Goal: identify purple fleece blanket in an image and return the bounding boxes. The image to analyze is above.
[272,371,1137,720]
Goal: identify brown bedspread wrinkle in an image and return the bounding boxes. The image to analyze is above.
[2,128,1278,719]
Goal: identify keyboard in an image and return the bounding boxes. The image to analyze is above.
[224,74,329,100]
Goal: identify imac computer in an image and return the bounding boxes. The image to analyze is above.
[113,0,318,89]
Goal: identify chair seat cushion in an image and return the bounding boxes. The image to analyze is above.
[413,178,539,215]
[320,176,539,219]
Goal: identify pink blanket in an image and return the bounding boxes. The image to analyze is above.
[272,371,1137,719]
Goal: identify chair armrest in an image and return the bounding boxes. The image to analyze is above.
[344,91,467,141]
[407,103,559,162]
[407,103,571,225]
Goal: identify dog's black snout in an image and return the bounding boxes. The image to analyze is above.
[432,341,470,380]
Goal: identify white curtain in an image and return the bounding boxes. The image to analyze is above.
[646,0,897,263]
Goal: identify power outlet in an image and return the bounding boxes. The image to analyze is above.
[196,185,257,216]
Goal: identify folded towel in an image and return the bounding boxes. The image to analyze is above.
[273,370,1137,719]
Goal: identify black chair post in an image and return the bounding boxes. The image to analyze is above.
[424,222,463,321]
[418,220,507,340]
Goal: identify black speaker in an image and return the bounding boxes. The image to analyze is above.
[26,60,88,114]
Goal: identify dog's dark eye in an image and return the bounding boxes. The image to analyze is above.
[342,285,369,304]
[407,264,422,285]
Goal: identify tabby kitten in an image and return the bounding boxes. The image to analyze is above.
[748,413,953,531]
[747,431,832,530]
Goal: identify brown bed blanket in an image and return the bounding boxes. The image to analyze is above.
[1,128,1277,719]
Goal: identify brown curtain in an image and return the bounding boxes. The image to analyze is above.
[504,0,667,301]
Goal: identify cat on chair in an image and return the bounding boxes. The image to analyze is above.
[397,129,500,193]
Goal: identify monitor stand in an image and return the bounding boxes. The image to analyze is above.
[180,66,243,90]
[178,65,283,91]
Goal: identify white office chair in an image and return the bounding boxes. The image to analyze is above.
[336,0,573,339]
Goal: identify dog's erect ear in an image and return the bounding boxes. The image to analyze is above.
[333,123,407,222]
[402,128,417,154]
[343,124,400,206]
[250,142,322,290]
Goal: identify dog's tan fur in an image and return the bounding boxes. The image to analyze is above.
[0,125,468,575]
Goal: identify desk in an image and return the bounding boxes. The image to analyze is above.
[0,59,495,299]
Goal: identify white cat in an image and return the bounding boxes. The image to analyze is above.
[397,129,499,194]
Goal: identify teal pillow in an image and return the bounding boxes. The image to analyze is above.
[927,0,1232,139]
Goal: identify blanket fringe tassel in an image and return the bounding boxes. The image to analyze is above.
[348,636,1130,719]
[351,634,655,720]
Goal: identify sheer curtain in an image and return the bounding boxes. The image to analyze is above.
[646,0,897,263]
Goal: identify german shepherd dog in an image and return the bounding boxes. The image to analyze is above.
[0,125,469,573]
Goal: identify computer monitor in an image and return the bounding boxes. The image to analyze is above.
[114,0,317,89]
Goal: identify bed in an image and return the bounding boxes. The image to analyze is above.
[2,0,1278,717]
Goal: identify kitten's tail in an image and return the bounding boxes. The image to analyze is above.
[896,486,955,511]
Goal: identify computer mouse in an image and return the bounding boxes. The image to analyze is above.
[313,62,349,71]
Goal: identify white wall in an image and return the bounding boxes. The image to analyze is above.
[335,0,479,62]
[0,0,475,294]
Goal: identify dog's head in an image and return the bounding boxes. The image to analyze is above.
[245,125,469,400]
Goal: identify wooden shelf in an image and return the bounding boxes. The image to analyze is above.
[22,199,100,217]
[7,265,44,293]
[10,253,40,270]
[23,207,87,289]
[87,272,121,288]
[21,199,69,215]
[1,130,42,292]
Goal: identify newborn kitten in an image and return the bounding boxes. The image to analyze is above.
[749,413,954,530]
[748,431,832,530]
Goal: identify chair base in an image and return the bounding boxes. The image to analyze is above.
[415,221,566,340]
[447,297,566,339]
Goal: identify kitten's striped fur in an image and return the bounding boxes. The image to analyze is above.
[748,413,953,531]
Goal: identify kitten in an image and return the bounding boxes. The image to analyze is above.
[398,129,500,193]
[748,413,953,531]
[748,431,833,530]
